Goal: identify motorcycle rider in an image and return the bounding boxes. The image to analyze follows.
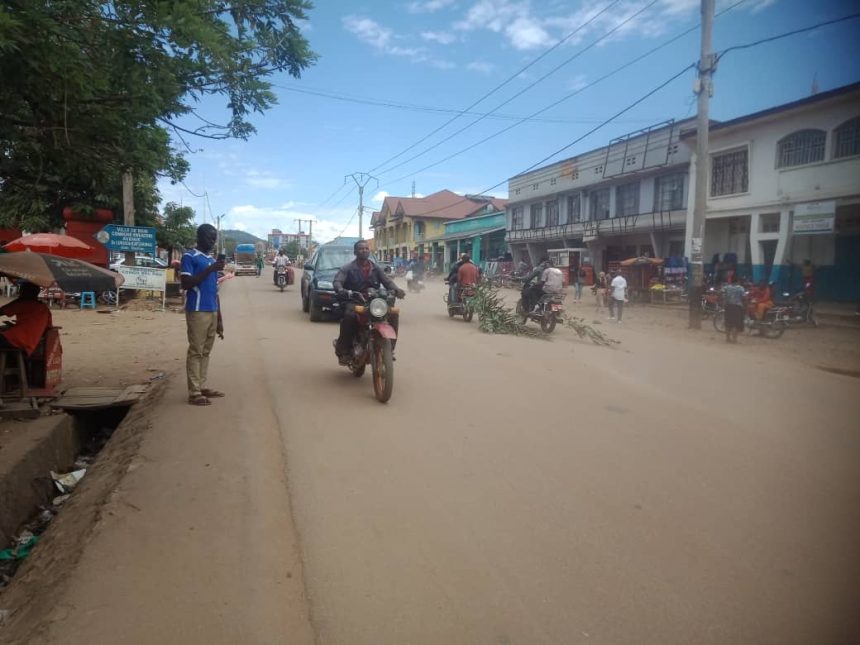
[273,248,291,285]
[456,253,480,298]
[333,240,405,365]
[446,253,468,305]
[520,257,550,313]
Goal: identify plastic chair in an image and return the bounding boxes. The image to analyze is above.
[80,291,97,309]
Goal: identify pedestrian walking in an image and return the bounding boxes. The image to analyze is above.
[255,254,264,277]
[722,275,746,343]
[609,271,628,323]
[593,271,608,312]
[180,224,226,406]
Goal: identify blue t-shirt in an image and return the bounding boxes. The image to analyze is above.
[181,250,218,312]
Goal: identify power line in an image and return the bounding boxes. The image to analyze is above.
[715,11,860,62]
[381,63,696,220]
[367,0,625,174]
[379,0,751,189]
[375,0,661,177]
[272,83,662,125]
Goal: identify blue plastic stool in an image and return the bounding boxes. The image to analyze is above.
[80,292,96,309]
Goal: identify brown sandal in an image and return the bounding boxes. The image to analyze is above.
[188,395,211,406]
[201,389,225,398]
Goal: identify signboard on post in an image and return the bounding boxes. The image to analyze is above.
[95,224,157,255]
[793,201,835,235]
[117,266,167,310]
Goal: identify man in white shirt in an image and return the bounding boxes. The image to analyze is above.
[609,271,628,323]
[541,264,564,295]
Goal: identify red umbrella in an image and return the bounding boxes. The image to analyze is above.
[4,233,93,258]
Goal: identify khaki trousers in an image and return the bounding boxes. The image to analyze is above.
[186,311,218,397]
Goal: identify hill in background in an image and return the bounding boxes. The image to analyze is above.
[220,229,266,246]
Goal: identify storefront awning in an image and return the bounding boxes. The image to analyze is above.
[425,226,506,244]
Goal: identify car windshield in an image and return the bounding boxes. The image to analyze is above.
[316,247,356,271]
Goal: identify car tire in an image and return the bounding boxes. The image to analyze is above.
[309,295,323,322]
[302,289,310,313]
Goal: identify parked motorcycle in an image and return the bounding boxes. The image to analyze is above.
[516,292,565,333]
[701,287,722,318]
[775,290,817,327]
[712,305,788,338]
[336,288,401,403]
[443,284,476,322]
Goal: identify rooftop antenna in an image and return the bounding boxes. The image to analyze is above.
[411,181,416,198]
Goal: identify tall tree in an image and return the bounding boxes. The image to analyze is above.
[0,0,316,230]
[157,202,197,262]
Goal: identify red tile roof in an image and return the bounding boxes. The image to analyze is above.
[378,189,507,223]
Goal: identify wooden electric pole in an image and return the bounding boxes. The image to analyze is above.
[122,170,136,267]
[689,0,715,329]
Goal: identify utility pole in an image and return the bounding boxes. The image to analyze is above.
[294,218,314,251]
[216,214,225,254]
[345,172,378,239]
[689,0,715,329]
[122,170,135,267]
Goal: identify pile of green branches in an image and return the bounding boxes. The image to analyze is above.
[560,315,620,347]
[471,283,543,338]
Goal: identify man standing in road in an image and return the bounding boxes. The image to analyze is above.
[609,271,628,323]
[180,224,226,406]
[722,274,746,343]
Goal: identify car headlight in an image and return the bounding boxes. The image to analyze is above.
[316,280,334,289]
[369,298,389,318]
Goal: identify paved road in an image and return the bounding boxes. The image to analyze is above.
[9,273,857,644]
[249,273,858,645]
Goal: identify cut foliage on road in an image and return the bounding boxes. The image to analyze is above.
[471,283,544,337]
[561,315,620,347]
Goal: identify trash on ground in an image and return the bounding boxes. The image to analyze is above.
[52,494,71,507]
[50,469,87,493]
[0,536,39,561]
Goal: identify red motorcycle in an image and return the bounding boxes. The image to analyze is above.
[339,288,401,403]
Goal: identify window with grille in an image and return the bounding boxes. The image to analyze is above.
[834,116,860,158]
[615,182,640,217]
[567,194,581,223]
[654,173,685,211]
[776,129,825,168]
[530,203,544,228]
[511,207,524,230]
[545,200,559,226]
[711,148,749,196]
[590,188,610,220]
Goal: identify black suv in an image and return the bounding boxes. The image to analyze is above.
[301,245,380,321]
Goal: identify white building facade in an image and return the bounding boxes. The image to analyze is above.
[505,119,695,273]
[683,83,860,301]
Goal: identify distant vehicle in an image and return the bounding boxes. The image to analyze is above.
[301,243,381,322]
[234,243,257,276]
[109,255,168,271]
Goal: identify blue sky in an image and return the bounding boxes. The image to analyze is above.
[158,0,860,242]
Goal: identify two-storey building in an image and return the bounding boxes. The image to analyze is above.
[683,82,860,300]
[371,190,507,267]
[505,119,695,272]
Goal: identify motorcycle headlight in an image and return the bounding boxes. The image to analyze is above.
[316,280,334,290]
[369,297,389,318]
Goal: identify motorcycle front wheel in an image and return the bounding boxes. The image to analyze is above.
[759,320,786,339]
[712,310,726,333]
[370,337,394,403]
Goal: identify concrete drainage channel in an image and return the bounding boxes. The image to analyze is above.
[0,405,130,592]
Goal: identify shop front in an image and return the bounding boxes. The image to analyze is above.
[428,211,507,272]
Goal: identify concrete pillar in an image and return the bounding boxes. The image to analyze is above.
[473,235,482,264]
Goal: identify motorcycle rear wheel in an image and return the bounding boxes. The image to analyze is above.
[448,306,456,318]
[712,310,726,333]
[371,338,394,403]
[540,312,557,333]
[515,299,528,324]
[463,307,473,323]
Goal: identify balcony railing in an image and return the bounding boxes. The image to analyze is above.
[507,209,684,242]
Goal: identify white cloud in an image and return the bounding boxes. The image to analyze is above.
[225,203,360,243]
[430,59,457,70]
[233,222,248,231]
[246,169,288,190]
[568,73,588,91]
[372,190,390,203]
[407,0,457,13]
[421,30,458,44]
[467,60,495,74]
[343,15,424,60]
[453,0,776,50]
